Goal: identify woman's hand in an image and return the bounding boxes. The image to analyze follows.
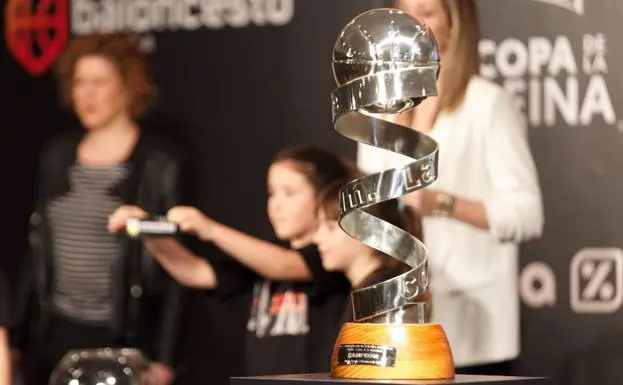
[108,205,149,233]
[401,189,437,216]
[416,189,440,216]
[403,189,490,229]
[167,206,216,241]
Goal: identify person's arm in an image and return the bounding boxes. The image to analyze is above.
[0,271,12,385]
[0,330,9,385]
[150,274,182,385]
[405,89,544,242]
[479,88,544,242]
[9,139,57,354]
[405,189,490,229]
[201,220,312,281]
[10,159,49,355]
[167,207,313,281]
[146,155,186,385]
[8,249,34,353]
[0,327,10,385]
[143,237,257,296]
[143,237,217,289]
[110,205,308,287]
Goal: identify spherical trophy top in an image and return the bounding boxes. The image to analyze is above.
[49,348,153,385]
[332,8,440,113]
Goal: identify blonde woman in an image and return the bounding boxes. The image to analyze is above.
[357,0,544,375]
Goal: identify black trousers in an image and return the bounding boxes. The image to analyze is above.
[21,313,116,385]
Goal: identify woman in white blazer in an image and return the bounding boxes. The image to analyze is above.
[357,0,544,375]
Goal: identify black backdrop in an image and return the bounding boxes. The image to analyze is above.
[3,1,623,385]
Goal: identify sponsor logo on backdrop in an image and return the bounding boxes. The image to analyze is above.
[479,0,620,130]
[4,0,69,76]
[4,0,295,76]
[519,248,623,314]
[72,0,295,35]
[570,248,623,313]
[519,261,557,308]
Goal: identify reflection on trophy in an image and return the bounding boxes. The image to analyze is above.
[48,348,154,385]
[330,8,454,380]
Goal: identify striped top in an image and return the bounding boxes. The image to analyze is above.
[47,163,129,324]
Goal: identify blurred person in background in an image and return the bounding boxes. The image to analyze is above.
[0,269,11,385]
[11,33,185,385]
[109,146,353,377]
[358,0,544,375]
[312,177,428,326]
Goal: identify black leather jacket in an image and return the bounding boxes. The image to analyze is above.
[11,130,186,366]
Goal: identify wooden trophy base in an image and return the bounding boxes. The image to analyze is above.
[330,322,455,380]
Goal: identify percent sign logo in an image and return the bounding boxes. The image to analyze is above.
[570,248,623,313]
[4,0,69,76]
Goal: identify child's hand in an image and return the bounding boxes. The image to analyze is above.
[167,206,216,241]
[108,205,148,233]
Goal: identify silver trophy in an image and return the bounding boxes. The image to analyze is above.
[332,7,439,325]
[330,8,454,379]
[49,348,154,385]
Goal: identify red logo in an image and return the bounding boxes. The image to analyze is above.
[4,0,69,76]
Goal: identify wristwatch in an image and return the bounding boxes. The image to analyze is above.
[432,192,456,217]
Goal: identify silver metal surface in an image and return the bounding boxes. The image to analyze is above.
[331,8,440,324]
[49,348,153,385]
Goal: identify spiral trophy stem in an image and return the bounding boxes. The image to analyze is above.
[329,8,454,380]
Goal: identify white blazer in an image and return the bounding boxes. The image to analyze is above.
[357,75,544,367]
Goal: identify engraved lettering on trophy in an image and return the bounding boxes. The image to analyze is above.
[420,160,436,184]
[402,166,419,190]
[402,159,436,192]
[340,184,372,212]
[349,188,363,208]
[402,274,422,300]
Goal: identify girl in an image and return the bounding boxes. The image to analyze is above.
[357,0,544,375]
[109,145,353,376]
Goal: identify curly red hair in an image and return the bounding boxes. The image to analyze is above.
[55,33,156,119]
